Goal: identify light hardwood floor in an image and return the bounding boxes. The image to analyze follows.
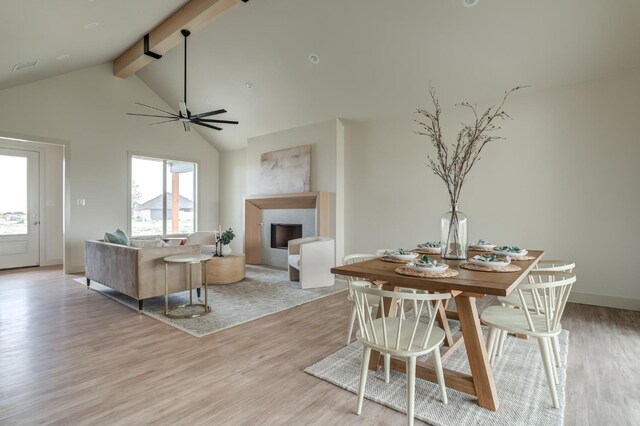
[0,266,638,425]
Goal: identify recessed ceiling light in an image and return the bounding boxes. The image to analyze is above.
[308,54,320,64]
[12,60,39,72]
[204,97,211,104]
[84,22,99,29]
[462,0,479,7]
[245,81,253,89]
[57,54,71,61]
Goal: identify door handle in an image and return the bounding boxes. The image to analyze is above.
[33,221,40,225]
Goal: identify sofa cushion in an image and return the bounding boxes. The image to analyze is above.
[104,228,130,245]
[288,254,300,270]
[130,238,166,248]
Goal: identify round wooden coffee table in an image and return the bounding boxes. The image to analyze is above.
[206,254,245,284]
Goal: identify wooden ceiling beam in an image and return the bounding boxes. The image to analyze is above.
[113,0,245,79]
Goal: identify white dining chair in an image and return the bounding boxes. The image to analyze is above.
[343,253,396,383]
[494,260,575,364]
[343,254,381,344]
[482,271,576,408]
[352,285,450,426]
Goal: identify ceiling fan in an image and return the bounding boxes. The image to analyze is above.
[127,29,238,132]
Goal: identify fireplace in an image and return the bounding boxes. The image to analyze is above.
[271,223,302,250]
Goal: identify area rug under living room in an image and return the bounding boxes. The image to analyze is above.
[76,265,347,337]
[305,330,568,426]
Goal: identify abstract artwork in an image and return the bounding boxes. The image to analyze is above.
[260,145,311,194]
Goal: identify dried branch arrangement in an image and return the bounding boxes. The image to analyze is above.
[415,85,525,207]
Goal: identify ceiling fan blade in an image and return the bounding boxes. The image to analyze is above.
[183,121,191,132]
[194,118,239,125]
[134,102,179,117]
[192,109,226,119]
[126,112,176,119]
[191,121,222,131]
[179,101,189,118]
[149,118,179,126]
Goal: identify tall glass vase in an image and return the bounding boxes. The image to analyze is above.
[441,205,468,260]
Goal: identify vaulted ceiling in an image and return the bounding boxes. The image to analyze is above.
[2,0,640,151]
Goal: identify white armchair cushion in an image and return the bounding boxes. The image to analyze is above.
[185,231,217,246]
[288,254,301,270]
[287,236,335,289]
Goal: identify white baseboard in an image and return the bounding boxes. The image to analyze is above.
[40,258,63,267]
[334,277,347,286]
[569,291,640,311]
[66,264,85,274]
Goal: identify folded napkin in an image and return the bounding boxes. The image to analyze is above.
[494,245,525,253]
[413,255,438,267]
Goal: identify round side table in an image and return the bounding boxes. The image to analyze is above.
[163,254,212,319]
[206,254,246,285]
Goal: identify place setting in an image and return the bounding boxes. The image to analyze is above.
[460,252,522,272]
[376,248,420,263]
[395,255,459,278]
[492,245,535,261]
[413,241,441,254]
[468,239,496,252]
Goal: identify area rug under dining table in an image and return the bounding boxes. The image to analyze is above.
[76,265,347,337]
[305,329,568,426]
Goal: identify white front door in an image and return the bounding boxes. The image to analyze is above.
[0,148,39,269]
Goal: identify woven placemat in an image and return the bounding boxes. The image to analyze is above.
[460,263,522,273]
[395,266,460,278]
[413,248,441,254]
[380,257,413,264]
[510,255,536,261]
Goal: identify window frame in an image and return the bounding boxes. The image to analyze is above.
[127,152,198,237]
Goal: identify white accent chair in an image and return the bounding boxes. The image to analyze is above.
[482,271,576,408]
[494,260,575,364]
[352,286,450,426]
[287,236,335,289]
[185,231,217,254]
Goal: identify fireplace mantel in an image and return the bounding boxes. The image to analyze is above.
[244,192,331,264]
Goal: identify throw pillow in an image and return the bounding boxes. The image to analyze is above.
[104,229,130,245]
[114,228,130,245]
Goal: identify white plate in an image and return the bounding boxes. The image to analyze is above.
[470,256,511,268]
[469,243,496,250]
[376,248,395,256]
[388,252,419,261]
[493,248,528,257]
[416,247,440,254]
[408,262,449,273]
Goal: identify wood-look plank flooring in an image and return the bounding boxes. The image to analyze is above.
[0,266,638,425]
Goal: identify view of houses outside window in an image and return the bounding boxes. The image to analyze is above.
[0,155,28,235]
[131,155,196,236]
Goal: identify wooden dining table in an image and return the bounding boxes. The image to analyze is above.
[331,250,544,411]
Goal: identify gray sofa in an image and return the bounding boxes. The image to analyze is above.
[84,240,202,311]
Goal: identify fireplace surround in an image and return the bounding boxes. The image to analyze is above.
[244,192,331,265]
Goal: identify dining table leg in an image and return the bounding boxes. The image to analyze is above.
[455,294,499,411]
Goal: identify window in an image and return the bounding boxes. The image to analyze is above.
[130,155,196,237]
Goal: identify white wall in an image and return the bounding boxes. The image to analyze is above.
[0,64,220,273]
[220,148,246,254]
[246,120,339,195]
[344,70,640,310]
[220,120,346,260]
